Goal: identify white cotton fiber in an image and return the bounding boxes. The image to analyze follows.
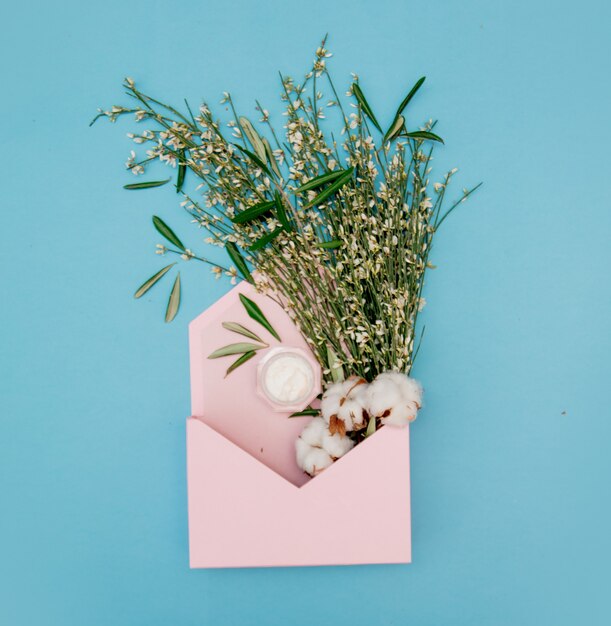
[321,429,355,459]
[366,371,423,427]
[299,416,327,446]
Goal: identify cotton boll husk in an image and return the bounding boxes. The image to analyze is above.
[301,447,333,476]
[299,416,328,446]
[321,430,355,459]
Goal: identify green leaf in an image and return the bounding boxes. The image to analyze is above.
[351,83,382,133]
[316,240,342,249]
[226,242,254,284]
[239,117,267,162]
[327,346,345,383]
[289,409,321,417]
[292,169,349,194]
[239,294,281,341]
[133,263,176,299]
[233,144,272,177]
[263,138,282,178]
[225,350,257,377]
[365,415,377,437]
[385,77,426,144]
[303,167,354,210]
[383,114,405,144]
[164,273,181,323]
[231,200,275,224]
[395,76,426,118]
[123,178,171,190]
[152,215,185,251]
[274,191,293,231]
[176,150,186,193]
[403,130,444,144]
[221,322,264,343]
[249,227,284,252]
[207,342,266,359]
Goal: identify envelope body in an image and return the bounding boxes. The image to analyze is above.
[186,416,411,568]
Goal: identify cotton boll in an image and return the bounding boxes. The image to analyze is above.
[295,436,312,469]
[366,371,423,427]
[323,377,369,433]
[401,376,423,407]
[381,402,416,427]
[336,383,368,431]
[299,416,327,447]
[301,447,333,476]
[321,430,355,459]
[366,375,403,418]
[320,379,353,423]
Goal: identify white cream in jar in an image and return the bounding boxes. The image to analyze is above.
[257,348,316,409]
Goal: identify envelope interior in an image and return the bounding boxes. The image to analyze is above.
[189,283,322,487]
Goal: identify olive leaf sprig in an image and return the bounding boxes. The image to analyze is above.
[208,295,281,376]
[133,215,232,322]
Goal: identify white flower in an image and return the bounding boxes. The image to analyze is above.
[366,372,422,427]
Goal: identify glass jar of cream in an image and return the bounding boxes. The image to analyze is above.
[256,347,320,412]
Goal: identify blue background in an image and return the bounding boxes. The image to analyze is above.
[2,1,610,624]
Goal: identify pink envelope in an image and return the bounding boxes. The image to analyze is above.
[187,282,412,568]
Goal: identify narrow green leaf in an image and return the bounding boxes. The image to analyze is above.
[134,263,176,299]
[395,76,426,118]
[249,227,284,252]
[239,294,281,341]
[292,169,349,194]
[152,216,185,251]
[176,150,186,193]
[262,138,282,178]
[123,178,171,190]
[208,342,266,359]
[316,240,342,249]
[239,117,267,162]
[226,242,254,284]
[384,77,426,144]
[383,114,405,144]
[303,167,354,210]
[225,350,257,377]
[221,322,264,343]
[403,130,444,144]
[164,273,181,323]
[233,144,272,177]
[351,83,382,133]
[231,200,275,224]
[289,409,321,417]
[327,345,345,384]
[365,415,377,437]
[274,191,293,231]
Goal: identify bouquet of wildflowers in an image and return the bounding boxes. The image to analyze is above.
[94,38,480,476]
